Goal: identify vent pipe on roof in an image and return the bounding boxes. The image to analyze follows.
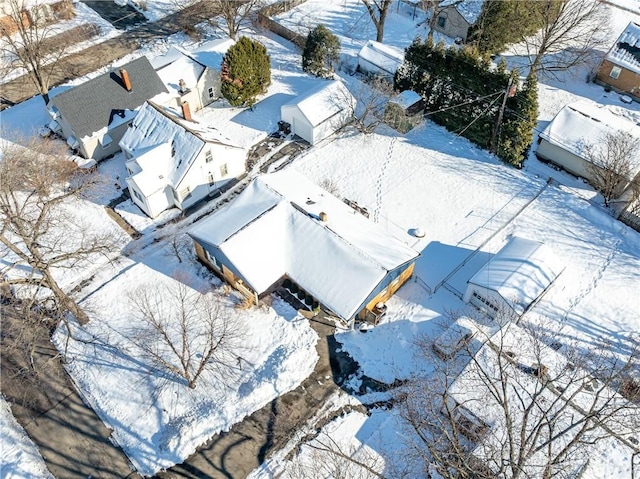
[120,68,132,92]
[181,101,192,121]
[179,79,187,94]
[319,211,328,222]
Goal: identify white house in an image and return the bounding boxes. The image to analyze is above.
[463,237,564,318]
[119,101,246,218]
[188,170,419,324]
[537,102,640,200]
[448,322,639,478]
[151,38,235,113]
[280,81,355,145]
[357,40,405,78]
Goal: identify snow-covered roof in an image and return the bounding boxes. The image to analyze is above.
[189,170,419,320]
[467,237,563,314]
[441,0,484,25]
[281,81,354,128]
[390,90,422,110]
[155,52,206,100]
[120,102,240,190]
[358,40,405,76]
[539,101,640,179]
[606,22,640,76]
[449,322,638,479]
[190,38,235,69]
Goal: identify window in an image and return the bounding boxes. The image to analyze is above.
[179,186,192,201]
[610,65,622,79]
[437,16,446,28]
[100,133,113,147]
[208,173,215,186]
[219,163,228,177]
[204,249,220,269]
[208,87,215,99]
[205,150,213,163]
[131,188,144,203]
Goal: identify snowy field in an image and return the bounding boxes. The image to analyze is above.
[1,0,640,477]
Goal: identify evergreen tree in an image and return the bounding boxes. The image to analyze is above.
[498,74,538,167]
[302,24,341,78]
[221,37,271,107]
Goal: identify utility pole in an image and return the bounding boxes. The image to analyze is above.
[490,76,513,154]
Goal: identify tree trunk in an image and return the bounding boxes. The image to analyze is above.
[42,268,89,325]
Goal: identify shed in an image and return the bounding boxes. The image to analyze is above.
[595,22,640,102]
[357,40,405,78]
[463,237,563,318]
[536,102,640,195]
[188,170,419,324]
[280,81,355,145]
[385,90,424,133]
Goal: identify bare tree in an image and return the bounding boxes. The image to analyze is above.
[518,0,609,79]
[582,130,640,207]
[397,319,640,479]
[360,0,393,43]
[334,77,394,134]
[174,0,264,40]
[417,0,463,42]
[0,0,75,103]
[0,137,115,325]
[129,281,241,389]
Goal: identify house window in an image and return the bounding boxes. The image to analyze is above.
[208,173,215,186]
[204,249,220,269]
[437,16,446,28]
[208,87,215,99]
[219,163,228,177]
[179,186,192,201]
[205,150,213,163]
[610,65,622,80]
[131,187,144,203]
[101,133,113,148]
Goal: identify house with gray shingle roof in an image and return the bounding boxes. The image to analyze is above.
[46,56,167,161]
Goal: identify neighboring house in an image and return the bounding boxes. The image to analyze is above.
[463,237,564,319]
[188,170,419,325]
[385,90,424,133]
[119,101,246,218]
[0,0,73,34]
[151,38,235,112]
[595,22,640,102]
[537,102,640,201]
[432,0,484,42]
[47,56,167,161]
[280,81,355,145]
[448,322,638,478]
[357,40,405,79]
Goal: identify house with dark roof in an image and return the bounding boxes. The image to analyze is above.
[595,22,640,102]
[46,56,167,160]
[119,101,246,218]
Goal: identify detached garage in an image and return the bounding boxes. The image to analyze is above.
[463,237,564,319]
[281,81,355,145]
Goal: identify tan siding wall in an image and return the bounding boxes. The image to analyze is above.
[596,59,640,100]
[434,7,471,41]
[358,262,415,319]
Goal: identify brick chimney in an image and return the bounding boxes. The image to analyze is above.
[181,101,192,121]
[319,211,328,222]
[120,68,132,92]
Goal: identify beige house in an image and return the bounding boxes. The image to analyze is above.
[595,22,640,102]
[46,56,167,161]
[119,101,246,218]
[151,38,235,113]
[433,0,484,42]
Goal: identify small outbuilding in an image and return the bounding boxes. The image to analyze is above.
[357,40,405,79]
[536,102,640,200]
[280,81,355,145]
[595,22,640,102]
[385,90,424,133]
[463,237,564,319]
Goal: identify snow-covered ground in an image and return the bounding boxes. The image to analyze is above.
[0,397,54,479]
[1,0,640,477]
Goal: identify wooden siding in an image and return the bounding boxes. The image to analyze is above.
[595,59,640,101]
[357,262,415,319]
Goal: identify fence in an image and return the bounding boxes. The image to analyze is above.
[255,0,308,49]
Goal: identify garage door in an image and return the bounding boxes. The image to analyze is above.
[470,291,499,317]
